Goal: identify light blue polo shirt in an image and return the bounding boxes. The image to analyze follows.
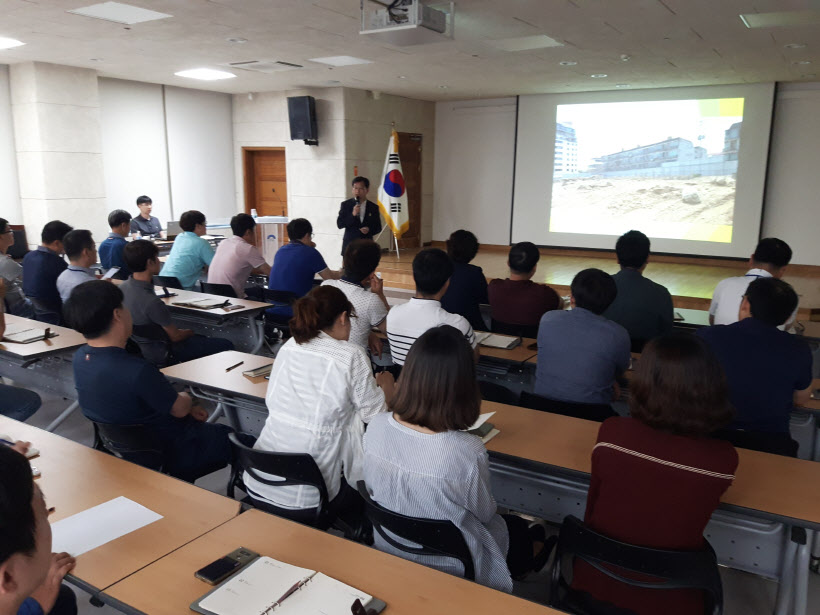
[159,231,214,290]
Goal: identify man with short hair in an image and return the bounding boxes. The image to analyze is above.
[159,210,213,290]
[709,237,794,327]
[603,230,674,350]
[698,277,813,457]
[22,221,73,324]
[488,241,561,335]
[64,280,232,482]
[386,248,478,366]
[99,209,132,279]
[121,240,233,364]
[130,195,162,237]
[207,213,271,299]
[56,230,98,303]
[337,176,382,256]
[0,218,34,318]
[536,268,630,406]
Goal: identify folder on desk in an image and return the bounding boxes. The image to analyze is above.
[2,324,57,344]
[242,364,273,378]
[191,556,386,615]
[172,298,229,310]
[475,332,520,350]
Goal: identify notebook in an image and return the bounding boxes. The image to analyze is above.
[242,364,273,378]
[173,298,229,310]
[191,556,385,615]
[464,412,500,444]
[2,324,56,344]
[474,332,520,350]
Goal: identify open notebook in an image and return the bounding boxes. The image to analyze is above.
[1,323,56,344]
[172,298,230,310]
[474,332,520,350]
[191,556,385,615]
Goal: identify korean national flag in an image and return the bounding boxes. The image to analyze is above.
[376,129,409,238]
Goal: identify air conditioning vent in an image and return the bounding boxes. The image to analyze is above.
[225,60,303,73]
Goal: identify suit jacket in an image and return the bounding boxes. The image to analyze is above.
[337,198,382,256]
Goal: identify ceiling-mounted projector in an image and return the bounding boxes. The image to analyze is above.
[360,0,454,46]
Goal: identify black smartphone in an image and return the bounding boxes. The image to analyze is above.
[194,547,259,585]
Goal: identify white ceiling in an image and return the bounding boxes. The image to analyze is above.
[0,0,819,100]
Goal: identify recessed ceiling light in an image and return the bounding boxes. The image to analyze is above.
[590,73,608,78]
[175,68,236,81]
[227,37,248,44]
[559,60,577,66]
[784,43,807,49]
[438,85,448,89]
[793,60,812,65]
[398,75,407,79]
[309,55,372,67]
[68,2,172,25]
[0,37,25,50]
[615,83,631,88]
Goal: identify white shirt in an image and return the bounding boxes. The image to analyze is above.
[709,268,797,329]
[386,297,477,365]
[321,279,388,350]
[244,333,388,509]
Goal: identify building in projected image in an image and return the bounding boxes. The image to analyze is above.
[554,122,578,176]
[590,137,706,173]
[723,122,741,161]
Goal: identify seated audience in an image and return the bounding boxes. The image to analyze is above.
[698,277,812,457]
[536,269,629,407]
[99,209,132,279]
[0,282,42,422]
[322,240,388,354]
[363,325,549,593]
[268,218,341,317]
[22,221,73,324]
[0,445,78,615]
[0,218,34,318]
[572,333,737,615]
[207,213,270,299]
[387,248,478,367]
[709,237,794,328]
[488,242,560,337]
[159,210,213,290]
[121,240,233,364]
[603,230,674,350]
[130,195,162,237]
[56,230,97,303]
[64,280,232,482]
[244,285,393,527]
[440,230,489,331]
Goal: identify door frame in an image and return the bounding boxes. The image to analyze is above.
[242,146,286,215]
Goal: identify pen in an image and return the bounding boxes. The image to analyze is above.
[225,361,244,372]
[275,576,311,606]
[0,437,15,446]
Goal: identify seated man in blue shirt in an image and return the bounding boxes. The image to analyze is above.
[55,230,98,303]
[268,218,341,317]
[99,209,132,279]
[64,280,232,482]
[159,210,213,290]
[536,268,630,414]
[698,277,813,457]
[21,220,73,324]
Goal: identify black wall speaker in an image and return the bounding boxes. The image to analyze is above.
[287,96,318,145]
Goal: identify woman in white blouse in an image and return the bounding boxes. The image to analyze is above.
[243,285,395,527]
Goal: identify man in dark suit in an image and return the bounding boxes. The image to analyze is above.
[337,176,382,256]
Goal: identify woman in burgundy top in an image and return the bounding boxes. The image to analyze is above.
[573,333,738,615]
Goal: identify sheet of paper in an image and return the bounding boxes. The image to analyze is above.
[51,496,163,556]
[465,412,495,432]
[278,572,372,615]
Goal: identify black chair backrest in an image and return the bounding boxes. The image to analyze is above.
[131,322,174,366]
[29,298,61,326]
[491,318,538,340]
[478,380,520,406]
[519,391,617,423]
[94,422,165,472]
[550,515,722,615]
[357,480,476,581]
[263,289,300,306]
[152,275,184,290]
[201,282,237,298]
[7,227,29,259]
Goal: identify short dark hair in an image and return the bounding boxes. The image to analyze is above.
[0,445,37,565]
[179,210,206,232]
[287,218,313,241]
[41,220,73,244]
[508,242,539,274]
[62,230,95,261]
[231,213,256,237]
[0,218,8,234]
[343,239,381,281]
[571,268,617,314]
[615,230,651,269]
[413,248,454,296]
[446,230,479,264]
[123,239,159,273]
[136,195,152,206]
[745,277,799,327]
[63,280,125,339]
[390,325,481,432]
[752,238,792,269]
[290,285,355,344]
[108,209,132,228]
[630,333,734,436]
[352,176,370,189]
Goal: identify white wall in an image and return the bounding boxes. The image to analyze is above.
[762,83,820,265]
[433,98,517,246]
[0,65,21,222]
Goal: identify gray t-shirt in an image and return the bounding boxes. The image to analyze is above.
[120,277,172,327]
[0,255,26,311]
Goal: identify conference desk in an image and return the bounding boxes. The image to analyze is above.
[0,416,240,596]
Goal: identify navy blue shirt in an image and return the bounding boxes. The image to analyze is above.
[268,242,328,316]
[98,232,130,277]
[441,262,489,332]
[21,246,67,307]
[698,318,813,434]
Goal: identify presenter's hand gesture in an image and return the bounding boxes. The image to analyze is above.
[352,204,361,217]
[359,226,369,235]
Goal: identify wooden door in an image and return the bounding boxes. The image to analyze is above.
[397,132,422,248]
[243,148,287,217]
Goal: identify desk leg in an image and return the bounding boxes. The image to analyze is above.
[207,403,225,423]
[775,537,798,615]
[45,400,79,433]
[794,530,812,615]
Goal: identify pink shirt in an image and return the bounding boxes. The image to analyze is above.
[207,235,267,298]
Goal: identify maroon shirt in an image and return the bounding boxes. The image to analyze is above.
[487,278,561,326]
[573,417,738,615]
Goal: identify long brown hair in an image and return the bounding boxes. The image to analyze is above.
[290,286,355,344]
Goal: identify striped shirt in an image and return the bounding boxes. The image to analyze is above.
[363,413,513,593]
[321,279,388,351]
[386,298,477,365]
